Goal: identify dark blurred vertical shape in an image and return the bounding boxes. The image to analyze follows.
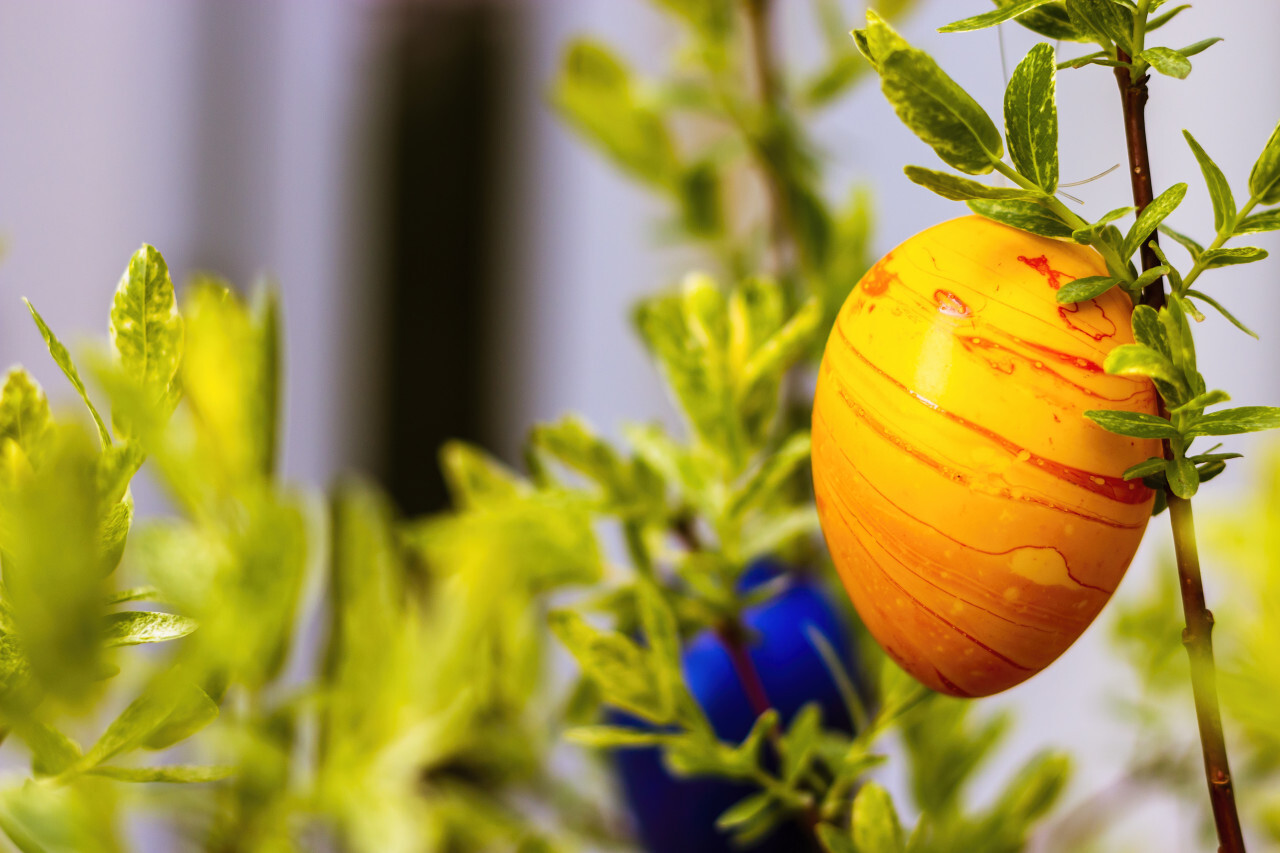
[188,1,281,284]
[377,4,498,515]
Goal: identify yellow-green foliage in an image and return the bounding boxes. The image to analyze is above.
[0,246,606,853]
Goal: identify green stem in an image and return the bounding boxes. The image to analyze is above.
[991,159,1131,278]
[1167,496,1247,853]
[1179,196,1261,293]
[624,520,654,577]
[1109,29,1248,848]
[1129,0,1153,76]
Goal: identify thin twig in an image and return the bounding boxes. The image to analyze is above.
[679,515,823,847]
[1113,49,1248,853]
[743,0,802,277]
[715,618,824,849]
[1168,496,1246,853]
[1114,53,1165,309]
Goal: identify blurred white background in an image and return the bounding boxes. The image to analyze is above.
[0,1,1277,850]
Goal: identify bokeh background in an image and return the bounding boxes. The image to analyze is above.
[0,1,1277,850]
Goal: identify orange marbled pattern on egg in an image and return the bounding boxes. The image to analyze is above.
[811,215,1160,698]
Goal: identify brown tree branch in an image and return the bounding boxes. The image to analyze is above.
[1114,56,1166,310]
[1114,52,1247,853]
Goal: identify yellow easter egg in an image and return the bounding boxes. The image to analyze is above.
[811,215,1160,697]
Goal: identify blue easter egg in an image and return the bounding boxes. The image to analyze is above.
[608,562,864,852]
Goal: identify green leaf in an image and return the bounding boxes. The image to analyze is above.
[1186,406,1280,438]
[775,176,834,290]
[997,752,1072,824]
[552,39,678,186]
[1103,343,1183,388]
[805,625,869,731]
[635,579,682,718]
[634,276,742,460]
[1072,206,1134,245]
[727,431,811,519]
[565,726,672,749]
[854,11,910,70]
[109,244,184,404]
[903,166,1040,201]
[1184,131,1236,234]
[995,0,1090,41]
[1058,50,1124,70]
[1085,409,1180,439]
[816,824,858,853]
[802,54,869,110]
[1147,246,1183,295]
[1184,289,1257,339]
[1004,43,1059,192]
[439,441,523,510]
[141,681,219,750]
[1160,296,1200,393]
[1197,460,1227,483]
[1151,488,1168,516]
[98,493,133,576]
[939,0,1060,33]
[106,586,159,606]
[1158,223,1204,259]
[1249,120,1280,204]
[1177,37,1223,58]
[0,783,120,853]
[1064,0,1134,53]
[663,712,776,780]
[1122,456,1166,480]
[250,285,281,478]
[1133,264,1171,291]
[1190,448,1242,465]
[739,506,820,559]
[1234,210,1280,234]
[715,792,773,831]
[24,299,112,447]
[877,45,1003,174]
[852,782,906,853]
[1147,3,1190,30]
[1198,246,1268,268]
[5,428,108,704]
[531,417,629,494]
[0,369,50,455]
[102,612,197,647]
[781,703,822,785]
[1139,47,1191,78]
[549,611,673,724]
[179,280,278,483]
[651,0,734,41]
[968,199,1073,239]
[15,722,83,777]
[86,765,230,783]
[1055,276,1117,304]
[1123,183,1186,258]
[739,296,823,398]
[676,161,723,237]
[1170,389,1231,414]
[1130,304,1171,358]
[74,678,193,772]
[1166,455,1199,499]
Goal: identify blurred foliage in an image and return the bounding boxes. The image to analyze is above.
[0,247,611,852]
[551,0,883,341]
[1108,445,1280,849]
[0,2,1118,852]
[546,2,1074,852]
